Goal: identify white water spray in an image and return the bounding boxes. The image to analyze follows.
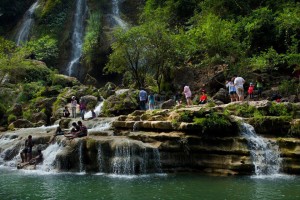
[67,0,88,77]
[240,122,282,176]
[15,1,39,46]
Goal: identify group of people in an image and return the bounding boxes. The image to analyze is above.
[20,120,89,168]
[63,96,97,120]
[226,75,263,102]
[182,85,207,106]
[139,89,156,110]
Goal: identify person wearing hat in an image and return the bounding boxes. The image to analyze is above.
[71,96,77,118]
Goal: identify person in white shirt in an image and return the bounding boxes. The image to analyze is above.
[233,76,245,101]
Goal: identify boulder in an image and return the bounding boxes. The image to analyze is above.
[212,88,229,104]
[8,119,34,129]
[102,89,139,116]
[161,99,176,109]
[11,104,23,117]
[32,112,47,123]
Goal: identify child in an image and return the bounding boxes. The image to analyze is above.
[226,78,238,102]
[248,83,255,99]
[199,90,207,104]
[256,77,263,98]
[148,93,155,110]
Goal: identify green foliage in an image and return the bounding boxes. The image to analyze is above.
[193,112,231,131]
[278,79,300,96]
[249,48,284,72]
[18,82,45,102]
[7,114,17,124]
[83,11,102,66]
[268,102,290,116]
[23,109,33,121]
[25,35,59,66]
[226,104,258,118]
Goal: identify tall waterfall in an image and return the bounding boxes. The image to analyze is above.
[78,140,85,173]
[67,0,88,77]
[111,0,127,28]
[15,1,39,46]
[240,122,282,175]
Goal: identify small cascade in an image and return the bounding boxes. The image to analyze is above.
[111,140,162,175]
[240,122,282,175]
[37,143,61,172]
[84,101,104,119]
[78,140,85,172]
[15,1,39,46]
[152,148,162,173]
[67,0,88,77]
[97,144,105,173]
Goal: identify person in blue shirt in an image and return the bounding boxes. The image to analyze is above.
[139,89,148,110]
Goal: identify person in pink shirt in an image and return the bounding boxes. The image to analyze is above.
[182,85,193,106]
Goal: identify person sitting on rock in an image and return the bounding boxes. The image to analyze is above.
[199,90,207,104]
[48,124,65,144]
[65,121,87,139]
[63,106,70,118]
[65,122,80,139]
[20,135,34,163]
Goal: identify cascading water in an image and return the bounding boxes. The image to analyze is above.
[37,143,61,172]
[15,1,39,46]
[111,0,127,28]
[67,0,88,77]
[97,144,105,173]
[111,140,162,175]
[240,122,282,175]
[84,101,104,119]
[78,140,85,173]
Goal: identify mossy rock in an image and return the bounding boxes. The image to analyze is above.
[247,116,292,136]
[52,74,80,87]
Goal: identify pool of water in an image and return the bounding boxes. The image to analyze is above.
[1,168,300,200]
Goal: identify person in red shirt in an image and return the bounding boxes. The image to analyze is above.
[199,90,207,104]
[248,83,255,99]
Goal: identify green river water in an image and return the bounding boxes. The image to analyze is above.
[0,168,300,200]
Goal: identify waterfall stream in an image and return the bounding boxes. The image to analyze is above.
[67,0,88,77]
[240,122,282,175]
[15,1,39,46]
[111,0,127,28]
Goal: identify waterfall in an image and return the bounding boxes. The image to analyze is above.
[153,148,162,173]
[97,144,105,173]
[37,143,61,172]
[240,122,282,175]
[67,0,88,77]
[111,140,162,175]
[78,140,85,172]
[84,101,104,119]
[111,0,127,28]
[15,1,39,46]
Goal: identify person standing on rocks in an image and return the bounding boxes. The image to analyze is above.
[226,78,238,102]
[233,75,245,101]
[79,98,86,120]
[139,88,148,110]
[20,135,34,163]
[182,85,193,106]
[71,96,77,118]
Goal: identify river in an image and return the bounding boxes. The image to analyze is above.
[0,168,299,200]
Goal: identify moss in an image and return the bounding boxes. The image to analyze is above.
[7,114,16,124]
[289,120,300,137]
[226,104,258,118]
[86,138,97,150]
